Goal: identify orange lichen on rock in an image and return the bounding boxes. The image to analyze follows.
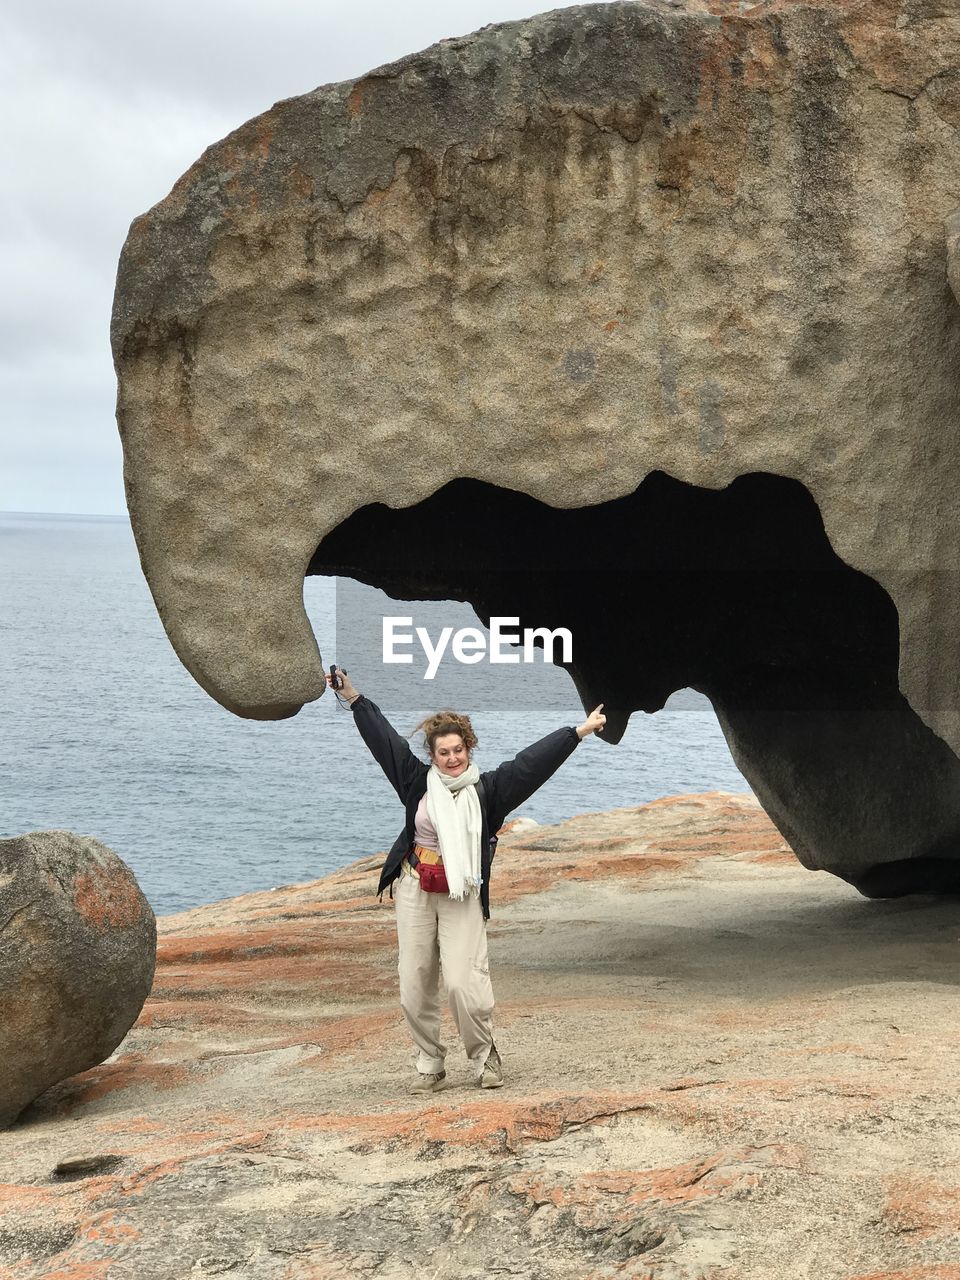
[0,1183,58,1210]
[78,1211,141,1246]
[490,792,782,903]
[156,919,394,965]
[493,855,688,905]
[751,850,798,866]
[134,998,266,1029]
[92,1116,167,1135]
[279,1255,355,1280]
[14,1264,114,1280]
[118,1133,270,1198]
[71,865,145,930]
[155,955,388,1001]
[288,1091,657,1154]
[848,1268,960,1280]
[65,1056,193,1105]
[291,1010,402,1067]
[510,1143,801,1227]
[883,1174,960,1238]
[345,78,372,118]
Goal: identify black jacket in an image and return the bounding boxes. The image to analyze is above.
[351,694,581,919]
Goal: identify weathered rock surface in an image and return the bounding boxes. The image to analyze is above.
[3,794,960,1278]
[0,831,157,1130]
[111,0,960,733]
[113,0,960,894]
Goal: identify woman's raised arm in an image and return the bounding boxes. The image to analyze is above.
[326,669,425,801]
[485,705,605,818]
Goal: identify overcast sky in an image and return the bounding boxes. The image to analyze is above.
[2,0,587,516]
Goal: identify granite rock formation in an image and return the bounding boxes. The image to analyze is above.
[3,796,960,1278]
[0,831,156,1129]
[113,0,960,893]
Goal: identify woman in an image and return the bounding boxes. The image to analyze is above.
[327,667,606,1093]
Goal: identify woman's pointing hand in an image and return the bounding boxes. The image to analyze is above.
[575,704,606,740]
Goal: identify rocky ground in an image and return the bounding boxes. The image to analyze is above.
[2,792,960,1279]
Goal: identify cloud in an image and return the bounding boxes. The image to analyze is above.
[10,1,576,114]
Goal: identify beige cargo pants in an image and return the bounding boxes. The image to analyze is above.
[394,867,496,1077]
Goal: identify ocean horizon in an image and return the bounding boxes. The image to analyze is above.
[0,510,749,915]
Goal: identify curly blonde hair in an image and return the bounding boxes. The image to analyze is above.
[412,709,478,756]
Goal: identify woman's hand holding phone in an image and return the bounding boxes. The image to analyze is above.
[326,665,360,704]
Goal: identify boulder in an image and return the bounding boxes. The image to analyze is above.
[0,831,156,1128]
[112,0,960,893]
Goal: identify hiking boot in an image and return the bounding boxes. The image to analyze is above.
[411,1070,447,1094]
[480,1046,504,1089]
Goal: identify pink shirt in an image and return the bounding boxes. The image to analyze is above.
[413,792,440,851]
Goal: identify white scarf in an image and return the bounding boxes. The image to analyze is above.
[425,761,483,900]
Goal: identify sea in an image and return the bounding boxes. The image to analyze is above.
[0,512,749,916]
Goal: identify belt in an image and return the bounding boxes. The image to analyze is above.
[409,844,443,868]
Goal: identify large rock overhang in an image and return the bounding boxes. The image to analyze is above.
[113,1,960,891]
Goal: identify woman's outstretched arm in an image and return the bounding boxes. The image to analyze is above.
[487,705,606,817]
[326,669,425,802]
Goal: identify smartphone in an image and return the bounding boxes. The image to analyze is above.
[329,663,343,691]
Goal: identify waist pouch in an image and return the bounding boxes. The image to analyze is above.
[411,846,449,894]
[416,862,450,894]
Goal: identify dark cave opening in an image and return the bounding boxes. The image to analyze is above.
[309,470,900,743]
[310,471,960,896]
